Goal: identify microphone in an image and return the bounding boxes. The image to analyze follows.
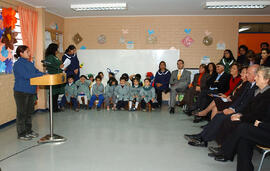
[41,60,51,66]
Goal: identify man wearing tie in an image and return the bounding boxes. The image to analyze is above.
[169,59,191,114]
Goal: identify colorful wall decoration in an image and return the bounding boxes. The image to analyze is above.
[0,8,18,74]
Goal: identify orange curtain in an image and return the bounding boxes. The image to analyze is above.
[18,6,38,60]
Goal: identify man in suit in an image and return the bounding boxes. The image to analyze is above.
[169,59,191,114]
[192,63,230,117]
[185,65,259,147]
[180,64,210,114]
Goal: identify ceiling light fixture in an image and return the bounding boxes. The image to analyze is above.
[70,3,127,11]
[204,1,270,9]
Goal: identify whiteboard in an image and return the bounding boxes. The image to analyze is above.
[77,49,180,83]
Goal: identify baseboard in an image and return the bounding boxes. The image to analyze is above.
[0,108,48,129]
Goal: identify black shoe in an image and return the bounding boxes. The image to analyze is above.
[97,107,101,111]
[88,107,92,110]
[208,152,217,158]
[184,134,201,141]
[183,109,192,116]
[193,116,204,123]
[208,146,222,154]
[169,108,175,114]
[214,155,228,162]
[188,139,208,147]
[200,123,208,129]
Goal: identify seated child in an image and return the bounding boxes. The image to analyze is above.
[140,78,158,111]
[88,74,94,93]
[115,76,130,110]
[146,72,155,87]
[130,73,143,87]
[76,75,91,109]
[88,76,105,111]
[60,75,79,112]
[121,73,131,86]
[129,78,142,111]
[105,77,118,111]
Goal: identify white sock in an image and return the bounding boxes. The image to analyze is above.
[135,102,139,108]
[129,101,132,109]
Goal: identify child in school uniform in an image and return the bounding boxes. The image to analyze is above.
[121,73,131,86]
[88,74,94,94]
[115,76,130,110]
[146,72,155,87]
[60,76,79,112]
[129,78,141,111]
[88,76,105,111]
[76,75,91,109]
[105,77,118,111]
[140,78,158,112]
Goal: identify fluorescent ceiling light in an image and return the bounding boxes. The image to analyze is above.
[70,3,127,11]
[239,26,251,32]
[204,1,270,9]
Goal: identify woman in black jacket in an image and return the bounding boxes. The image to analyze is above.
[213,67,270,171]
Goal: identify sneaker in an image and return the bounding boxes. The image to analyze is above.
[74,108,79,112]
[143,109,147,112]
[132,107,137,111]
[97,107,101,111]
[27,131,39,138]
[18,134,32,141]
[129,108,132,111]
[120,107,125,111]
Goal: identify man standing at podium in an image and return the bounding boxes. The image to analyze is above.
[13,45,44,140]
[45,43,65,113]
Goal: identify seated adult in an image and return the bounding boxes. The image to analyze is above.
[260,48,270,67]
[169,59,191,114]
[190,63,230,116]
[194,63,242,120]
[154,61,171,108]
[236,45,249,66]
[180,64,210,115]
[184,65,259,147]
[212,67,270,171]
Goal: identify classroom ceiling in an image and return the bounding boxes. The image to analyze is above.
[20,0,270,17]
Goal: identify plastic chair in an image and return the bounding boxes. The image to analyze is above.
[257,145,270,171]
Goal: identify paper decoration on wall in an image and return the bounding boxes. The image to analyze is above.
[73,33,83,45]
[147,35,157,44]
[1,45,8,57]
[126,41,134,49]
[119,36,125,44]
[80,46,86,50]
[4,58,12,74]
[203,30,213,46]
[45,31,52,49]
[0,14,5,39]
[184,28,191,34]
[2,8,17,30]
[49,22,58,30]
[201,56,211,64]
[97,34,106,44]
[80,63,84,68]
[148,29,154,36]
[122,29,128,34]
[203,36,213,46]
[0,60,6,72]
[182,36,194,47]
[1,27,18,50]
[0,43,12,61]
[107,68,120,75]
[169,46,177,50]
[216,41,226,50]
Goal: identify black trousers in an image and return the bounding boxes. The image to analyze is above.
[49,94,60,112]
[141,99,158,109]
[116,100,128,109]
[222,123,270,171]
[14,91,35,137]
[200,113,232,142]
[155,88,169,107]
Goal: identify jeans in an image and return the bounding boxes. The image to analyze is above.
[89,94,104,108]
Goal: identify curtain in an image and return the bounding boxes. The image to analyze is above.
[18,6,38,60]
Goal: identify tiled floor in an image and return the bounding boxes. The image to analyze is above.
[0,106,269,171]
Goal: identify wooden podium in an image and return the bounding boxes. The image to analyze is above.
[31,73,67,144]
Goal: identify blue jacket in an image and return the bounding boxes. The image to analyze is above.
[154,70,171,91]
[62,53,80,81]
[13,57,44,94]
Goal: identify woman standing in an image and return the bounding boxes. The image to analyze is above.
[13,45,44,140]
[154,61,171,108]
[45,43,65,112]
[219,49,235,73]
[62,45,80,81]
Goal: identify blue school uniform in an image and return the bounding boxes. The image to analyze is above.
[62,53,80,81]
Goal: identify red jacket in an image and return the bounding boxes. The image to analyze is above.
[224,75,241,96]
